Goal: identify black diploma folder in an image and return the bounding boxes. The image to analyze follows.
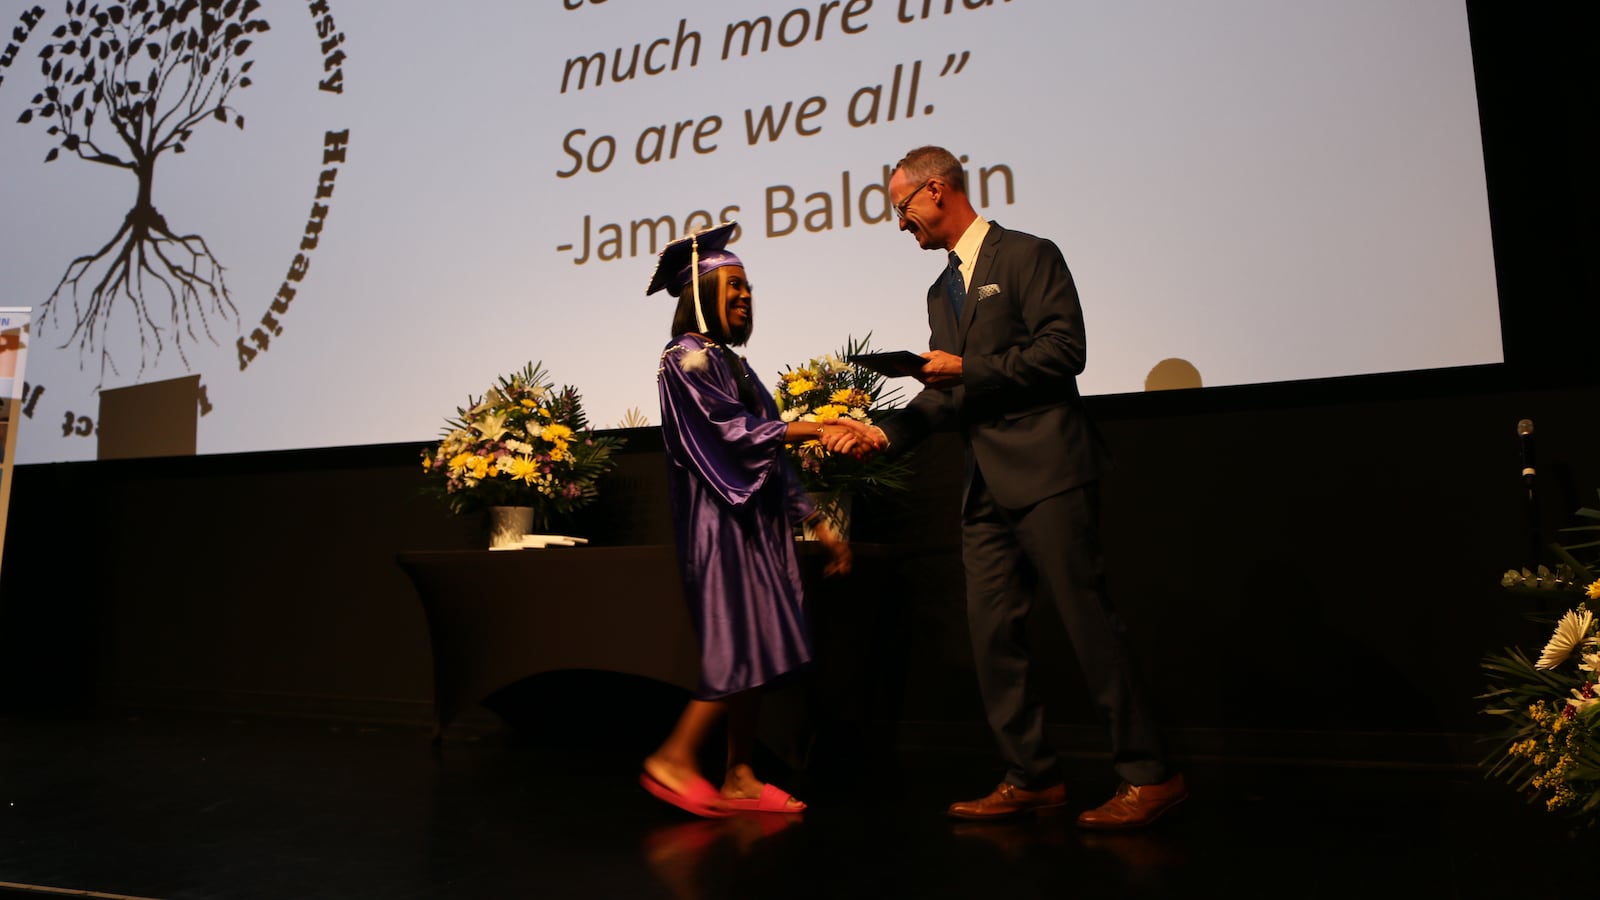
[847,351,926,378]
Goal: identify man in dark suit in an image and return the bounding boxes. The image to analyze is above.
[861,145,1186,828]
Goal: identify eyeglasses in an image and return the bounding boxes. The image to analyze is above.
[892,180,933,221]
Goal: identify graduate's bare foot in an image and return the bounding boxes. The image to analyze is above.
[721,764,806,811]
[643,754,705,798]
[641,754,730,818]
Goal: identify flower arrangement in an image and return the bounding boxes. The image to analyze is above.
[420,361,623,529]
[773,334,915,528]
[1480,490,1600,824]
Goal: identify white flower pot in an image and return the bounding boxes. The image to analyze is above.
[488,506,534,550]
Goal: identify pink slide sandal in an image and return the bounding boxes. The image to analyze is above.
[722,783,806,814]
[639,772,734,819]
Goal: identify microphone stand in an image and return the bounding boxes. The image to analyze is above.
[1519,419,1539,572]
[1525,474,1540,574]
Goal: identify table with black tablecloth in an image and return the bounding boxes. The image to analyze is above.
[397,543,915,773]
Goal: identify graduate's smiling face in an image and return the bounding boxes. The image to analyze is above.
[716,265,753,345]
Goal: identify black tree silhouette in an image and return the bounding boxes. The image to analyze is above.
[18,0,269,381]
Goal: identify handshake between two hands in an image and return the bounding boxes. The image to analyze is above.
[817,418,888,460]
[812,349,964,458]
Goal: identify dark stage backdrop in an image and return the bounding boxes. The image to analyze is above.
[1,379,1597,766]
[0,3,1595,765]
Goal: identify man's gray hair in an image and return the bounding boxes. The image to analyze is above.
[895,145,966,194]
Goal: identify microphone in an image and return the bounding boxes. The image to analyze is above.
[1517,419,1536,490]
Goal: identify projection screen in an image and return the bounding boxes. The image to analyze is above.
[0,0,1500,463]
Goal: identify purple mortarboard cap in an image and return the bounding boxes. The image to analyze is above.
[645,221,742,296]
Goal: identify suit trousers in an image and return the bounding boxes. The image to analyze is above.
[961,468,1169,788]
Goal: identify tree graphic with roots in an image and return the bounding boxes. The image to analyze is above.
[17,0,269,381]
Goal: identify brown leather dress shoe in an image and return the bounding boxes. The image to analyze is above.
[946,782,1067,819]
[1075,772,1188,830]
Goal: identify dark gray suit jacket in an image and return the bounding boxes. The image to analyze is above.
[882,222,1108,510]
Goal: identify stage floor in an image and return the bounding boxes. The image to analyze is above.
[0,708,1585,899]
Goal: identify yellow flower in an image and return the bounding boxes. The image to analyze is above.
[1588,580,1600,601]
[465,456,490,479]
[787,378,817,396]
[542,423,574,443]
[812,404,847,421]
[831,388,872,407]
[1536,608,1595,669]
[505,455,540,484]
[448,451,474,473]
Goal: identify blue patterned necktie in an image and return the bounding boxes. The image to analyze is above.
[947,251,967,320]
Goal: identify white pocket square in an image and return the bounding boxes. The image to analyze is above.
[975,283,1001,301]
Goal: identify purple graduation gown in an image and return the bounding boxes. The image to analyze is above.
[657,334,815,699]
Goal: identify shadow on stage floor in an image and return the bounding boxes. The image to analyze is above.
[0,705,1588,900]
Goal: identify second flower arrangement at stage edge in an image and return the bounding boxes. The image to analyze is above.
[1480,489,1600,826]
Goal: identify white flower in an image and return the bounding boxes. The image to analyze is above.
[780,407,802,423]
[825,354,851,373]
[849,408,869,422]
[473,410,510,442]
[503,439,533,455]
[1569,690,1600,716]
[1536,608,1594,669]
